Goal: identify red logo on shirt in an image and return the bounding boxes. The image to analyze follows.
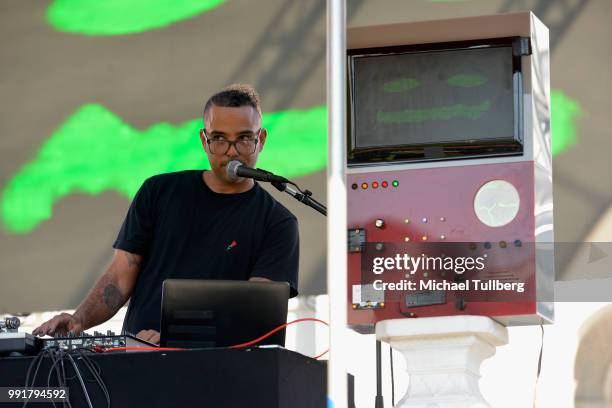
[226,240,238,251]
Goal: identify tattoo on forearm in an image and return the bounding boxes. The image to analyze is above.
[103,283,124,311]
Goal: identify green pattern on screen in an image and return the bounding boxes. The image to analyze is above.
[1,104,327,234]
[47,0,227,35]
[377,100,491,123]
[383,78,420,93]
[447,74,487,87]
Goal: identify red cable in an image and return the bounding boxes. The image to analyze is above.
[229,317,330,360]
[100,318,330,359]
[228,317,328,349]
[103,346,183,352]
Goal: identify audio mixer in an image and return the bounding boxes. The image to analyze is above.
[1,317,155,356]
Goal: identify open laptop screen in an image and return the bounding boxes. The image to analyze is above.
[160,279,290,349]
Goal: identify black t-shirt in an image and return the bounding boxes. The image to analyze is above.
[113,170,299,334]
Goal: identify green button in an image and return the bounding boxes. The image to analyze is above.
[392,180,399,187]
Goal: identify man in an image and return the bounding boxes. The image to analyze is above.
[33,84,299,344]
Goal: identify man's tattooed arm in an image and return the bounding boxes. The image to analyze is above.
[73,249,143,330]
[102,277,125,311]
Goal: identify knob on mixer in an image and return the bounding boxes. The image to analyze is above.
[5,317,20,330]
[0,316,21,333]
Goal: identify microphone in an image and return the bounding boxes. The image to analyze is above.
[226,160,288,183]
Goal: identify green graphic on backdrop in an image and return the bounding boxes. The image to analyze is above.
[1,90,580,234]
[1,105,327,234]
[551,89,581,156]
[47,0,227,36]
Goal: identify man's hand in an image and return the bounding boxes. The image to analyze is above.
[249,277,272,283]
[32,312,84,337]
[136,329,160,345]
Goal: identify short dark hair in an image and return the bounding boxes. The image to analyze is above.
[203,84,262,122]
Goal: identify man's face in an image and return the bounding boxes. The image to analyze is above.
[200,105,267,183]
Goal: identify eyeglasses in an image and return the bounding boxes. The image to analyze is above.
[202,129,261,155]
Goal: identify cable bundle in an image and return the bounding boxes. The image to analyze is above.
[22,346,111,408]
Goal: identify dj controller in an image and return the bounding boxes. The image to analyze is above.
[0,317,153,356]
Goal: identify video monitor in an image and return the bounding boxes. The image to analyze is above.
[348,37,528,165]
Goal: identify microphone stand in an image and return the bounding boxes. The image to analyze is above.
[240,166,326,216]
[271,181,327,216]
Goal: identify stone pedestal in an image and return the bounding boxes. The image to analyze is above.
[376,316,508,408]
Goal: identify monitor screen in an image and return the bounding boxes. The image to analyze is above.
[348,39,524,164]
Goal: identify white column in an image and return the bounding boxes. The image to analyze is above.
[376,316,508,408]
[326,0,348,406]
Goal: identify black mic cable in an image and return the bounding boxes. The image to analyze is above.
[226,160,326,215]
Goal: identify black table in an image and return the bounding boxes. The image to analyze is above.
[0,347,326,407]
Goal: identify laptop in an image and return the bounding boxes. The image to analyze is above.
[160,279,290,349]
